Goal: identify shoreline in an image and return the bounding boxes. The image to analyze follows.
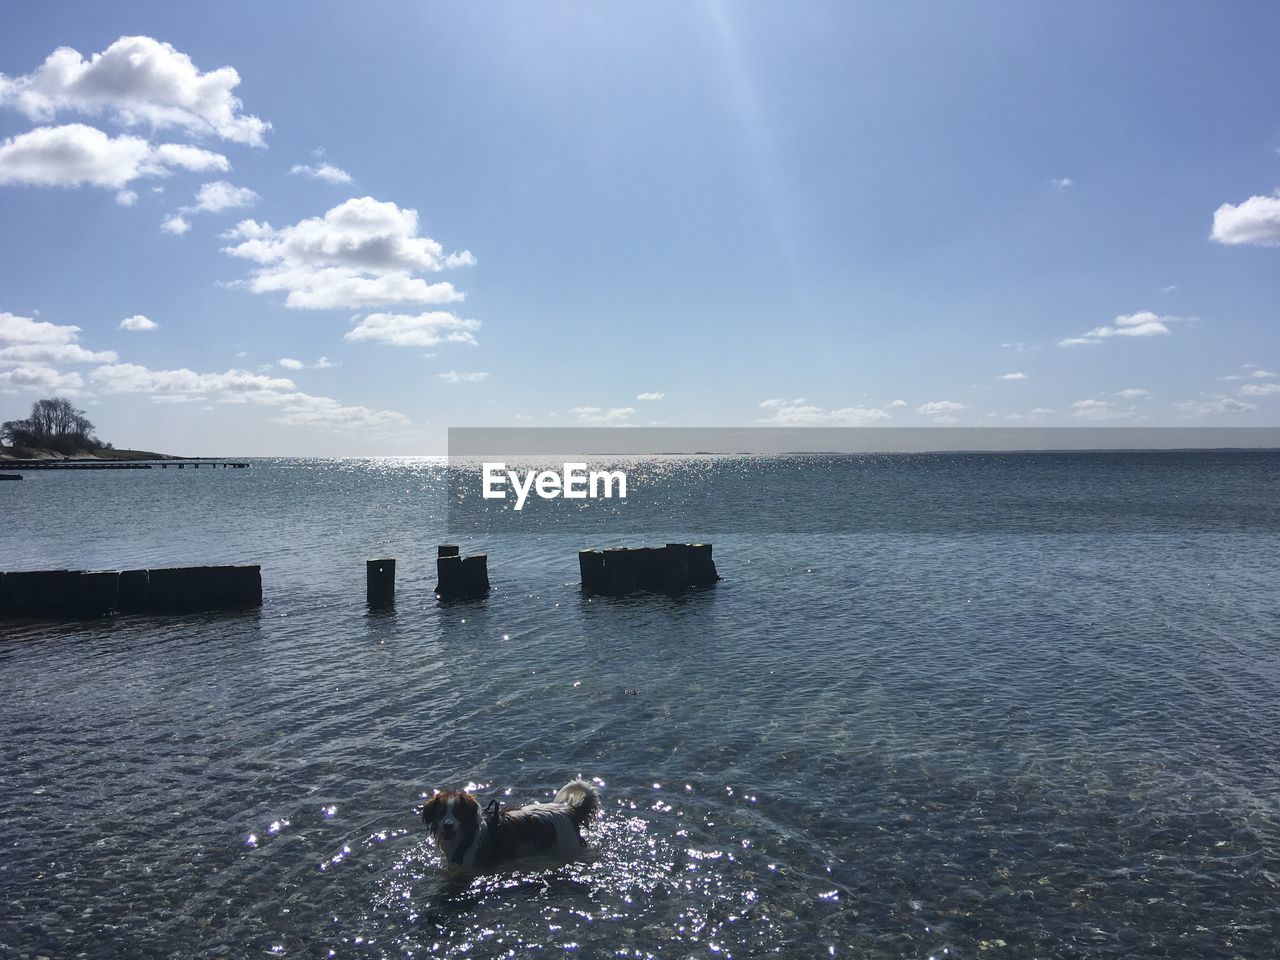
[0,446,177,462]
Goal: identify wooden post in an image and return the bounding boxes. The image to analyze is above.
[117,569,150,612]
[686,543,719,587]
[578,550,607,591]
[73,571,120,617]
[147,565,262,612]
[436,549,489,598]
[461,555,490,594]
[604,548,638,594]
[662,543,690,593]
[634,547,664,591]
[367,558,395,606]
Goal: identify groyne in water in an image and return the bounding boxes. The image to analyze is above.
[3,544,719,620]
[579,543,719,594]
[0,565,262,618]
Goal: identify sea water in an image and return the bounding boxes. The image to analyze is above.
[2,455,1279,958]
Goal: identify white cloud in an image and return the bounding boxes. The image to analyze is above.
[998,372,1027,380]
[160,213,190,234]
[889,399,907,407]
[1048,177,1073,191]
[0,363,84,393]
[1211,191,1280,246]
[1058,311,1176,347]
[1071,399,1124,420]
[570,406,635,425]
[289,162,352,184]
[1,311,79,345]
[187,179,256,213]
[1114,388,1150,398]
[223,197,474,309]
[1104,312,1173,336]
[916,400,966,415]
[272,395,407,432]
[1221,366,1276,381]
[0,36,269,145]
[0,343,116,364]
[1176,396,1257,417]
[1239,382,1280,397]
[1030,407,1057,415]
[636,391,664,401]
[437,371,489,384]
[757,398,891,425]
[151,142,228,172]
[119,314,157,332]
[0,310,117,364]
[115,188,137,205]
[277,356,336,371]
[344,310,479,347]
[1057,337,1100,348]
[91,362,294,398]
[89,362,408,433]
[0,123,228,189]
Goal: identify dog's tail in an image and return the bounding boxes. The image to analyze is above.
[554,778,601,828]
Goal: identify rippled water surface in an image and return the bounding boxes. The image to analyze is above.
[3,456,1279,959]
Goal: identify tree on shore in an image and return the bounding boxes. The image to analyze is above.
[1,397,105,454]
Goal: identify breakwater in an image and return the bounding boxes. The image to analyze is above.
[3,543,720,620]
[579,543,719,594]
[0,565,262,618]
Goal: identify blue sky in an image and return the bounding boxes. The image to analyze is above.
[2,1,1279,455]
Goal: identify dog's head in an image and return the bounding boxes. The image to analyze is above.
[421,789,481,862]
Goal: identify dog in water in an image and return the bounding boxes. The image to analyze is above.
[421,779,601,871]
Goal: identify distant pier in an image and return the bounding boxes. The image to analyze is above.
[0,459,249,471]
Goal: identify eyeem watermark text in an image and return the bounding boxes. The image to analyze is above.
[482,462,628,511]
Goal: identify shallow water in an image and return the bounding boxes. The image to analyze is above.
[2,457,1279,958]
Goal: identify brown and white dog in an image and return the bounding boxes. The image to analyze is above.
[421,779,601,871]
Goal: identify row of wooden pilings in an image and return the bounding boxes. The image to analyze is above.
[366,543,719,606]
[578,543,719,594]
[0,565,262,618]
[365,545,492,607]
[0,544,719,618]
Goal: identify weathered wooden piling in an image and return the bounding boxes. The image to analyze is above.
[367,558,396,606]
[578,550,607,592]
[662,543,689,593]
[0,570,73,617]
[146,565,262,612]
[604,547,638,594]
[435,548,489,598]
[461,555,490,593]
[117,568,150,613]
[0,564,262,618]
[634,546,665,591]
[579,543,719,595]
[686,543,719,587]
[74,571,121,617]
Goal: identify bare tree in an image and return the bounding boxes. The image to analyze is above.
[2,397,101,453]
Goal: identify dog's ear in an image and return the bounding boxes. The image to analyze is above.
[421,792,444,825]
